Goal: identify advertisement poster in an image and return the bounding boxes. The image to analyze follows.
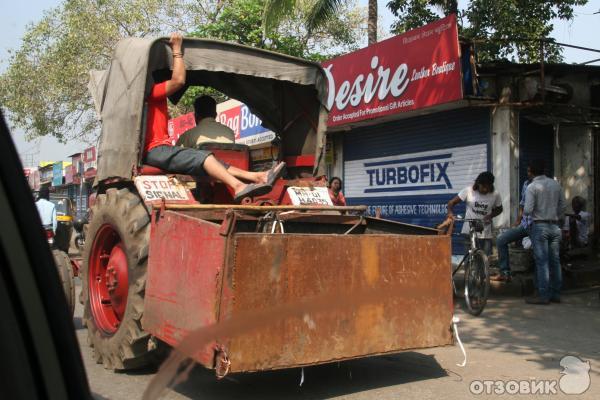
[322,15,462,127]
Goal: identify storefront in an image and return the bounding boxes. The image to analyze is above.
[479,62,600,244]
[38,163,54,192]
[322,15,491,238]
[51,161,70,198]
[82,146,97,214]
[23,167,40,191]
[343,108,490,228]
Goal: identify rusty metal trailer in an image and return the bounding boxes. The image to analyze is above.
[142,205,453,373]
[82,37,454,374]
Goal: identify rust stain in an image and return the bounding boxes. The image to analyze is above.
[354,303,385,341]
[361,237,380,286]
[302,313,317,330]
[269,242,284,283]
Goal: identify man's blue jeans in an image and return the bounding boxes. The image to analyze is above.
[531,223,562,300]
[497,226,529,275]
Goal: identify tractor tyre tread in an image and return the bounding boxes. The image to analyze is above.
[82,188,159,371]
[53,249,75,316]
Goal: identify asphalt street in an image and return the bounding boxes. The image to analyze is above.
[74,280,600,400]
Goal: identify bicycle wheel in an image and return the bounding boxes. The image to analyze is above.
[464,249,490,316]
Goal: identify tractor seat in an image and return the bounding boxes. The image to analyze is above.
[137,165,196,183]
[138,165,167,175]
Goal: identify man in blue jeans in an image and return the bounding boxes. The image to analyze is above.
[491,169,533,282]
[524,159,565,305]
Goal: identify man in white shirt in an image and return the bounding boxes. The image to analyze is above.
[176,96,235,148]
[447,171,503,255]
[36,186,57,233]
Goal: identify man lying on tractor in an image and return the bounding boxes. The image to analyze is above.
[143,33,285,202]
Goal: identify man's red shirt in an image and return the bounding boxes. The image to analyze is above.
[144,82,173,154]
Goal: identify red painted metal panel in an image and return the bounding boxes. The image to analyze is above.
[210,148,249,171]
[284,155,315,167]
[143,210,226,367]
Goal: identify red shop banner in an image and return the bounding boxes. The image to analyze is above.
[322,14,462,127]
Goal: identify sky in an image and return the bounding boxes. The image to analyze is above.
[1,0,599,165]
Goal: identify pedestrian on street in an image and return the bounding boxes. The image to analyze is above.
[524,159,565,305]
[447,171,503,256]
[36,186,57,233]
[491,167,534,283]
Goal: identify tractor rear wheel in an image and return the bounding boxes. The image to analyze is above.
[53,249,75,316]
[82,188,156,370]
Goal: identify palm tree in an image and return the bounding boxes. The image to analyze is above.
[263,0,457,48]
[263,0,378,45]
[368,0,377,45]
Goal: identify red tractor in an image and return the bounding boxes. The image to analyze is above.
[83,37,454,373]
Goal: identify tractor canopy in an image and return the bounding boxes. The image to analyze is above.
[88,37,330,185]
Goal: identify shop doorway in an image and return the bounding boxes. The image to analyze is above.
[519,117,554,190]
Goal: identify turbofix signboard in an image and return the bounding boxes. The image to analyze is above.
[344,143,487,219]
[322,15,461,127]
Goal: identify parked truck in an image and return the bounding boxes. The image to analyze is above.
[83,37,454,374]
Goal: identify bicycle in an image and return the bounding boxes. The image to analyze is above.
[441,216,491,316]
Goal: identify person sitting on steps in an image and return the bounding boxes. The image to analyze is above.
[562,196,591,252]
[143,33,284,202]
[491,166,534,283]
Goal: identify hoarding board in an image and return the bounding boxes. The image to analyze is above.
[168,100,275,147]
[52,162,63,187]
[322,14,462,127]
[344,143,486,235]
[344,143,487,199]
[82,146,97,179]
[64,164,74,184]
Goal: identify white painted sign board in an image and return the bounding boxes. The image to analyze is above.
[287,186,333,206]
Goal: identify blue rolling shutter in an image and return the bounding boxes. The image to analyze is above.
[343,108,491,253]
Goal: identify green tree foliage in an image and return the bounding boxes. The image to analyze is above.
[171,0,364,114]
[263,0,378,45]
[195,0,306,57]
[387,0,587,62]
[264,0,344,34]
[1,0,363,141]
[198,0,363,59]
[0,0,203,142]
